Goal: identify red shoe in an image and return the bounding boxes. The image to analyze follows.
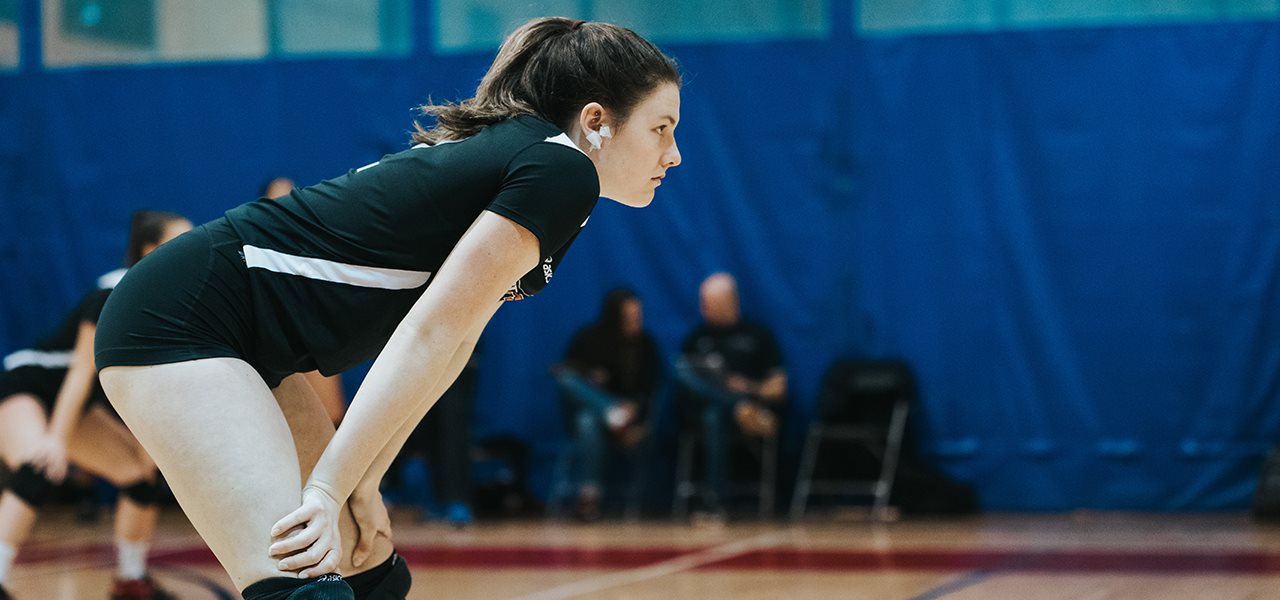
[110,576,175,600]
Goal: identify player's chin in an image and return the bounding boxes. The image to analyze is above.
[634,187,658,207]
[612,191,654,208]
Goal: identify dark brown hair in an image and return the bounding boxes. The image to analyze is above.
[598,287,640,338]
[124,210,186,267]
[413,17,680,144]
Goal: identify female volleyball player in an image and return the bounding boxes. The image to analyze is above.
[0,210,190,600]
[95,17,682,600]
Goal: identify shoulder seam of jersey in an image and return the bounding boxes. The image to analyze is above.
[501,137,601,191]
[542,133,588,157]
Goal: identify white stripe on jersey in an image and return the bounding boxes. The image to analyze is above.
[543,133,588,156]
[4,349,73,370]
[242,245,432,290]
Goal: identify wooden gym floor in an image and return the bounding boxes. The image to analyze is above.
[6,509,1280,599]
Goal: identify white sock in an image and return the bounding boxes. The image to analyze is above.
[0,542,16,584]
[115,539,148,580]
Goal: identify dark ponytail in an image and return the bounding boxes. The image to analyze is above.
[413,17,680,144]
[124,210,185,267]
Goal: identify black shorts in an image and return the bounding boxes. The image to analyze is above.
[94,219,290,387]
[0,366,111,415]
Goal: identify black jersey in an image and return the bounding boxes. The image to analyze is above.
[221,115,600,377]
[680,320,785,381]
[3,288,110,371]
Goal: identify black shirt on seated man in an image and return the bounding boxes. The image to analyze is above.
[677,272,787,518]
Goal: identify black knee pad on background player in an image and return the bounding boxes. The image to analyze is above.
[241,574,354,600]
[120,477,160,506]
[7,464,53,508]
[347,553,412,600]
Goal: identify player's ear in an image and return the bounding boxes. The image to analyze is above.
[578,102,606,130]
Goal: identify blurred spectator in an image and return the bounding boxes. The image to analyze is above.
[395,346,479,527]
[0,210,191,599]
[558,289,662,521]
[676,272,786,520]
[261,176,295,199]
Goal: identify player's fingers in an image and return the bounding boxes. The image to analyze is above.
[352,525,374,568]
[269,521,320,557]
[271,504,318,538]
[297,546,340,579]
[277,532,330,572]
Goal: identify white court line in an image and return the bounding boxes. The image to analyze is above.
[507,531,785,600]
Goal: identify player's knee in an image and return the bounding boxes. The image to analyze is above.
[241,574,353,600]
[347,553,412,600]
[120,474,160,506]
[7,463,54,508]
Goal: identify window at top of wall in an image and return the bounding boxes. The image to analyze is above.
[42,0,411,68]
[433,0,828,54]
[0,0,18,71]
[269,0,411,57]
[859,0,1280,35]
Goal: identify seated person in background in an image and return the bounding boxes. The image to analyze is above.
[559,289,662,520]
[677,272,786,518]
[396,345,479,528]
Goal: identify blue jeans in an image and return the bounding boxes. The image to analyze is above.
[674,364,745,511]
[555,370,619,492]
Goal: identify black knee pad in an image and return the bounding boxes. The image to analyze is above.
[120,477,160,506]
[7,463,53,508]
[348,553,412,600]
[242,574,353,600]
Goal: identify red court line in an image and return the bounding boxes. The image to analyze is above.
[149,546,689,569]
[701,549,1280,574]
[25,544,1280,574]
[398,547,689,568]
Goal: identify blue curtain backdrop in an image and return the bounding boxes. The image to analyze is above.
[1,2,1277,510]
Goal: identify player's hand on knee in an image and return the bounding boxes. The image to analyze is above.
[270,485,343,578]
[349,487,392,568]
[29,434,69,483]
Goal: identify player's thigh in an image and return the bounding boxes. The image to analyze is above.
[100,358,303,590]
[272,373,393,575]
[0,394,48,468]
[272,373,337,477]
[65,405,154,486]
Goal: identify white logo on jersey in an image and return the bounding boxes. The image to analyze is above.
[542,256,554,283]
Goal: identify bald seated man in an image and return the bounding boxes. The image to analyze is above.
[677,272,787,520]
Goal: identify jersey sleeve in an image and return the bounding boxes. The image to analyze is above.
[77,289,113,326]
[501,228,584,301]
[486,142,600,258]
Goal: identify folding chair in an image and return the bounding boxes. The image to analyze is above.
[790,359,913,520]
